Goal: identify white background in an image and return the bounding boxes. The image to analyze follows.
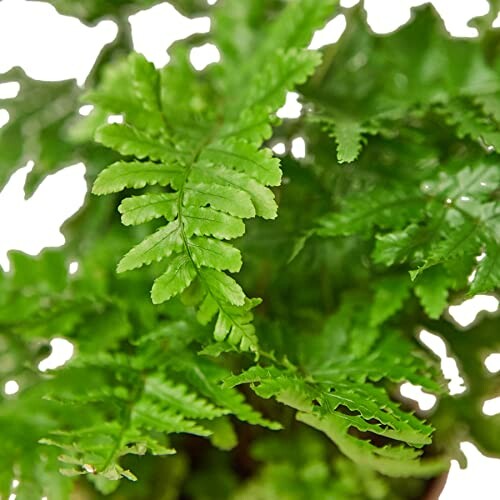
[0,1,499,499]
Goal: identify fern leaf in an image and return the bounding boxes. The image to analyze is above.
[92,161,184,195]
[130,53,164,134]
[119,193,178,225]
[91,3,330,350]
[201,141,282,186]
[184,183,256,218]
[332,119,366,163]
[311,115,367,163]
[311,163,499,300]
[373,225,420,267]
[201,269,245,306]
[427,164,499,200]
[225,364,446,477]
[0,67,80,195]
[423,219,482,269]
[174,357,281,430]
[316,188,423,237]
[131,403,210,437]
[298,412,447,478]
[188,237,242,273]
[151,254,197,304]
[318,382,432,446]
[189,163,279,219]
[370,275,412,326]
[183,206,245,240]
[414,266,451,319]
[301,296,442,392]
[469,237,500,295]
[223,292,444,475]
[95,123,177,161]
[144,375,228,420]
[475,93,500,122]
[34,326,283,485]
[441,98,500,152]
[117,221,183,272]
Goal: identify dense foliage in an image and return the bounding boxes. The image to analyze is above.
[1,1,499,498]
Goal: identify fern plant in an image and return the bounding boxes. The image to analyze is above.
[0,1,499,498]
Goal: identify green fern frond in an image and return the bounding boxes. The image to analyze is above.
[223,294,446,477]
[225,364,447,477]
[305,163,499,313]
[90,2,335,351]
[2,1,500,496]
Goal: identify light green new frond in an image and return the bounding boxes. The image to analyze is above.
[200,268,245,306]
[91,1,331,350]
[204,297,262,351]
